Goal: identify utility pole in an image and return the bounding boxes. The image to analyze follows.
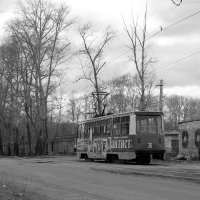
[157,79,164,112]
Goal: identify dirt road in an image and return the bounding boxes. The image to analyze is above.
[0,156,199,200]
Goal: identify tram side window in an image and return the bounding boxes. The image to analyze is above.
[113,117,121,136]
[89,122,94,136]
[100,120,106,136]
[78,124,82,138]
[106,118,112,136]
[94,121,100,137]
[85,123,90,139]
[121,116,130,135]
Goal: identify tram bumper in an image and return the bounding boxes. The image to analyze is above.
[134,134,165,160]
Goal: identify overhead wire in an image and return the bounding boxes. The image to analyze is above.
[182,0,200,4]
[154,49,200,72]
[146,9,200,40]
[148,1,181,37]
[108,4,178,64]
[160,5,178,27]
[107,8,200,65]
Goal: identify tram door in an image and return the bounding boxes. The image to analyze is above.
[96,139,107,158]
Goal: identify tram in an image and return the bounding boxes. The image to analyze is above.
[76,111,165,164]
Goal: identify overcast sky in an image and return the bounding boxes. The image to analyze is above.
[0,0,200,98]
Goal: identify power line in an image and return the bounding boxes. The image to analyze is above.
[147,9,200,40]
[107,8,200,65]
[160,6,178,27]
[108,50,130,64]
[182,0,200,4]
[154,49,200,71]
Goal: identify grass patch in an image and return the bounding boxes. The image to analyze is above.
[0,170,48,200]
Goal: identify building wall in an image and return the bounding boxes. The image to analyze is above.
[48,135,77,155]
[165,136,172,152]
[179,120,200,159]
[2,136,76,156]
[164,131,179,155]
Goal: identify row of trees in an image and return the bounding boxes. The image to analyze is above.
[67,73,157,124]
[0,0,74,155]
[67,88,200,132]
[165,95,200,130]
[75,5,155,116]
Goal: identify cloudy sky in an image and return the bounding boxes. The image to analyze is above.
[0,0,200,98]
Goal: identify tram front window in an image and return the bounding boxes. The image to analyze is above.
[136,115,162,134]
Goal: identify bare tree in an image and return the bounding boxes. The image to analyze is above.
[0,38,24,155]
[164,95,200,131]
[7,0,74,154]
[123,7,156,111]
[67,97,82,125]
[105,73,158,113]
[165,95,184,130]
[106,74,136,113]
[78,24,115,116]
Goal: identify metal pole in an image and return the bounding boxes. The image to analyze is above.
[159,79,163,112]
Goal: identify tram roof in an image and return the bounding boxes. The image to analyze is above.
[79,111,163,124]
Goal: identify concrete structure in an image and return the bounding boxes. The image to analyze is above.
[178,120,200,160]
[2,131,77,156]
[48,134,77,155]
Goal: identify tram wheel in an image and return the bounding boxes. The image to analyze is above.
[106,154,118,163]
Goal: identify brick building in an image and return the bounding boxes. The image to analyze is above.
[178,120,200,160]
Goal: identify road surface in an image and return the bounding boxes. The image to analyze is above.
[0,156,199,200]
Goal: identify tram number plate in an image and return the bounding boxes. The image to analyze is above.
[147,142,152,149]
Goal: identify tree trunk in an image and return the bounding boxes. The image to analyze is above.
[0,126,3,155]
[26,121,32,155]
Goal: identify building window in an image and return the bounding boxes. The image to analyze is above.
[182,130,188,149]
[195,129,200,148]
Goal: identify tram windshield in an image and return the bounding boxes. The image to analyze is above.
[136,115,162,134]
